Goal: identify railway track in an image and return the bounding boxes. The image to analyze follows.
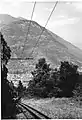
[17,103,50,119]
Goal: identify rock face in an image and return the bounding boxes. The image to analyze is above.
[0,14,82,75]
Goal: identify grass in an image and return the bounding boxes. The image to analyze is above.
[22,97,82,119]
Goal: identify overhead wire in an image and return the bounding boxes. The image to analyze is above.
[9,2,36,80]
[8,1,58,76]
[9,2,36,60]
[21,2,36,57]
[28,1,58,58]
[27,1,58,78]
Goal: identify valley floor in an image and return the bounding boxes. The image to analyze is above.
[21,97,82,119]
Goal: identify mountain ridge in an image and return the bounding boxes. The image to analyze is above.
[0,14,82,73]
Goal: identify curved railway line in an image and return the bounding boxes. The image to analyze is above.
[17,102,50,119]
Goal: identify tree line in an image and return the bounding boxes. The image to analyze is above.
[27,58,82,98]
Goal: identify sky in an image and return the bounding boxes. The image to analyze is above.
[0,0,82,49]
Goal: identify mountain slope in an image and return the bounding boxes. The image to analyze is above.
[48,30,82,62]
[0,14,17,24]
[0,14,82,73]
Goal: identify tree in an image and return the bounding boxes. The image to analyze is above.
[1,32,16,118]
[28,58,60,98]
[59,61,79,97]
[17,80,24,96]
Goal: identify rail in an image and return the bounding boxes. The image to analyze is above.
[18,102,50,119]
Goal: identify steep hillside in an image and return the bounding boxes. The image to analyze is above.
[0,14,17,24]
[0,14,82,74]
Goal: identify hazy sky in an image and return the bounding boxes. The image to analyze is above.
[0,0,82,49]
